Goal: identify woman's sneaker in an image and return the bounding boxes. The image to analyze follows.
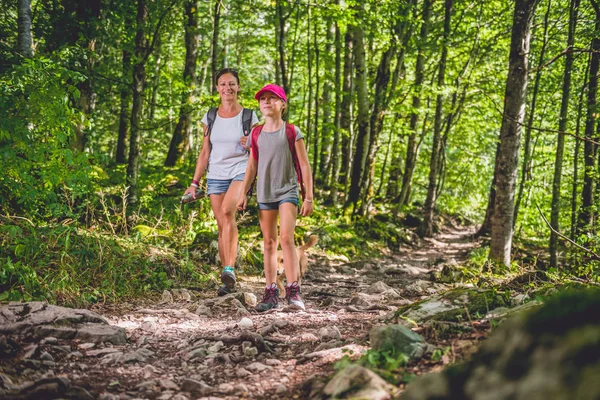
[285,282,305,311]
[217,266,236,297]
[255,283,280,312]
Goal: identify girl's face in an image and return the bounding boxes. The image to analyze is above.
[259,92,285,118]
[216,73,240,101]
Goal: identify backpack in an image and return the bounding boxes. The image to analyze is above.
[205,107,253,156]
[250,123,306,200]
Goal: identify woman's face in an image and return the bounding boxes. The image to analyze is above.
[216,73,240,101]
[259,92,285,118]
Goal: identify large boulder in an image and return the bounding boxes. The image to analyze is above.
[370,325,431,359]
[323,364,399,399]
[401,289,600,400]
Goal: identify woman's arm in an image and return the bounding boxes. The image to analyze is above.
[184,124,210,198]
[295,138,314,216]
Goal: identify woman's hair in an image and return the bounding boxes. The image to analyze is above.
[215,68,240,85]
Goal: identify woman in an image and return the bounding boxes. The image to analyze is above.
[184,68,258,296]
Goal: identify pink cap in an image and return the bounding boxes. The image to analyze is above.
[254,83,287,103]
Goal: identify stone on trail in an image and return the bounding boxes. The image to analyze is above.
[180,378,211,393]
[323,364,399,399]
[161,290,174,303]
[75,324,127,345]
[370,324,431,359]
[246,362,272,372]
[364,281,393,294]
[237,317,254,330]
[319,326,342,342]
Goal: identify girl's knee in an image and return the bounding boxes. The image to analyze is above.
[280,232,295,249]
[263,237,278,252]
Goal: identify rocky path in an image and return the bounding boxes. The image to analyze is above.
[0,225,480,400]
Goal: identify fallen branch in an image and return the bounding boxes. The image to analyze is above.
[536,204,600,261]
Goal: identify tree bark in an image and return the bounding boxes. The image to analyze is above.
[571,57,589,241]
[210,0,221,94]
[320,22,335,187]
[489,0,539,267]
[312,21,320,174]
[549,0,580,267]
[165,0,200,167]
[329,10,342,205]
[397,0,433,209]
[422,0,453,237]
[347,21,369,210]
[116,50,131,164]
[276,0,291,96]
[17,0,34,58]
[340,30,354,198]
[578,10,600,232]
[127,0,149,206]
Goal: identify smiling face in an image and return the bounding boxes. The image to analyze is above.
[216,73,240,101]
[259,91,286,118]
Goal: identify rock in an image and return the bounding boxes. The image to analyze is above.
[218,382,234,393]
[244,293,258,307]
[180,378,211,393]
[237,317,254,330]
[23,344,40,359]
[265,358,281,366]
[401,289,600,400]
[196,305,213,317]
[236,367,251,378]
[75,324,127,345]
[171,288,192,302]
[207,341,224,354]
[161,290,174,303]
[246,362,271,372]
[86,348,121,357]
[275,384,287,394]
[364,281,393,294]
[39,351,54,361]
[314,339,343,352]
[186,348,208,361]
[486,300,542,321]
[395,288,509,324]
[300,333,319,342]
[235,383,249,393]
[370,324,431,359]
[159,379,179,390]
[323,364,399,399]
[319,326,342,342]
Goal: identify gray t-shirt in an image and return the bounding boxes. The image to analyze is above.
[256,124,304,203]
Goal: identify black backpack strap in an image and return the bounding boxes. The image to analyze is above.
[241,108,253,137]
[205,107,218,137]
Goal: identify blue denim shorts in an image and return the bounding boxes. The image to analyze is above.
[258,197,299,210]
[207,173,245,195]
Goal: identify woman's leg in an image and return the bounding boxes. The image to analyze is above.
[258,209,279,286]
[209,194,226,266]
[220,180,243,266]
[279,202,299,284]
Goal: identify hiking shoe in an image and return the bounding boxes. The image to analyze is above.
[285,281,305,311]
[255,283,280,312]
[217,266,236,297]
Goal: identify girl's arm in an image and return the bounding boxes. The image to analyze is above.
[237,149,258,210]
[295,138,314,217]
[184,124,210,198]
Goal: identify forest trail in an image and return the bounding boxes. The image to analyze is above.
[1,224,480,400]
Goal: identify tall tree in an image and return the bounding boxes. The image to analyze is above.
[165,0,200,166]
[320,22,335,186]
[578,4,600,232]
[489,0,540,266]
[210,0,221,95]
[275,0,292,96]
[397,0,433,208]
[549,0,580,267]
[17,0,33,58]
[329,7,343,204]
[340,30,354,199]
[116,49,131,164]
[347,19,369,210]
[422,0,453,237]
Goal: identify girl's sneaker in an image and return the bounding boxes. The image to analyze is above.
[217,266,236,297]
[285,282,305,311]
[255,283,280,312]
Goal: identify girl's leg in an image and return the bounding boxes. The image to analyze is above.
[279,202,299,284]
[220,181,243,266]
[258,209,279,285]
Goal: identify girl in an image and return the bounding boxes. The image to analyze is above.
[237,84,314,311]
[183,68,258,297]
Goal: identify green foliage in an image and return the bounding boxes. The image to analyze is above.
[334,347,411,385]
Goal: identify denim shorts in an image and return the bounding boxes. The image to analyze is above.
[207,173,245,195]
[258,197,299,210]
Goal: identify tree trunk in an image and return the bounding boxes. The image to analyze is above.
[126,0,149,206]
[340,30,354,198]
[165,0,200,167]
[397,0,433,208]
[320,22,335,187]
[210,0,221,94]
[17,0,33,58]
[306,4,313,147]
[347,22,369,210]
[422,0,453,237]
[312,21,320,174]
[329,11,342,205]
[571,57,589,241]
[116,50,131,164]
[514,0,552,226]
[149,34,163,121]
[489,0,539,267]
[549,0,580,267]
[276,0,290,96]
[578,11,600,232]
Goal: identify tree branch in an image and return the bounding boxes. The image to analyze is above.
[536,204,600,261]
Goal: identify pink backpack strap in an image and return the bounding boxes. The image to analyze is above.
[251,125,263,161]
[285,124,305,201]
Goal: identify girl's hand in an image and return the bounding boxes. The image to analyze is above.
[237,195,248,211]
[300,200,314,217]
[240,136,250,151]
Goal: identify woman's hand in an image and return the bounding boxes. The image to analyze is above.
[300,199,314,217]
[237,194,248,211]
[184,185,198,199]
